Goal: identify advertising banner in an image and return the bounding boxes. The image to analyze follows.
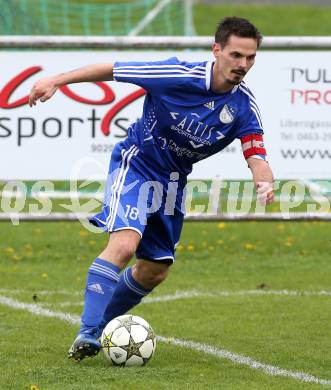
[0,51,330,180]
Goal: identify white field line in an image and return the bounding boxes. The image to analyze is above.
[143,289,331,303]
[1,289,331,309]
[26,288,331,309]
[0,295,80,324]
[40,301,84,308]
[1,288,331,298]
[38,289,331,308]
[0,288,82,296]
[0,295,330,387]
[157,336,331,386]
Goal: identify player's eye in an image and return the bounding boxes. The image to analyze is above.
[231,53,242,59]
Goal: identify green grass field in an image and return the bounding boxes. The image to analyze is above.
[194,4,331,36]
[0,220,330,389]
[1,2,331,389]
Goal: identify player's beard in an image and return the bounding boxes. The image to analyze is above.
[226,70,245,85]
[225,76,242,85]
[225,77,241,85]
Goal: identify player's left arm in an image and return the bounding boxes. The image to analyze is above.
[239,133,274,205]
[247,156,274,205]
[236,87,274,205]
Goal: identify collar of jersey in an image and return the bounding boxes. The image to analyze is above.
[206,61,239,96]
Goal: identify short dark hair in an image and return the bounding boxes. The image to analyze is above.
[215,17,262,48]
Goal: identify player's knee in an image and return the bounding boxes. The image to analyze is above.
[100,243,136,265]
[111,243,136,265]
[147,268,168,287]
[99,230,140,266]
[133,262,169,289]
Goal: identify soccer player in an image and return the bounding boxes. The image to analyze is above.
[29,17,274,362]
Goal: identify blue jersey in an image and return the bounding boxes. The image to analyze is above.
[113,57,265,176]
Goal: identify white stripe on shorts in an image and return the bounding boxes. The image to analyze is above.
[107,146,139,231]
[106,145,137,227]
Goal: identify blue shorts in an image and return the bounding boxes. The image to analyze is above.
[90,141,186,263]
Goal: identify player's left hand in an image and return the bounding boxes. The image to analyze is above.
[256,182,274,205]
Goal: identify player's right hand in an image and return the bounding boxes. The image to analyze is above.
[28,77,59,107]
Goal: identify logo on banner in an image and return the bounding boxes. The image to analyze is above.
[290,67,331,105]
[0,66,146,146]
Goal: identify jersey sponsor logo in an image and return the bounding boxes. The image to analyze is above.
[216,131,225,140]
[169,110,229,149]
[204,101,215,110]
[158,137,208,160]
[170,112,180,119]
[219,104,234,124]
[159,137,167,149]
[189,140,204,149]
[169,111,215,146]
[170,124,211,147]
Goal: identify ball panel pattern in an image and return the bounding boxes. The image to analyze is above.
[101,314,156,367]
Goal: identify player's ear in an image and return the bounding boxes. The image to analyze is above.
[212,42,222,57]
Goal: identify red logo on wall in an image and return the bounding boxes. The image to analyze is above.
[0,66,146,136]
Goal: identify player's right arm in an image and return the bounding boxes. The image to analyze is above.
[29,63,114,106]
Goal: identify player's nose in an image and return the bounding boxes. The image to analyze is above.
[238,57,247,69]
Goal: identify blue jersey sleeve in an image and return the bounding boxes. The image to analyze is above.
[113,57,209,95]
[235,86,264,139]
[235,84,267,160]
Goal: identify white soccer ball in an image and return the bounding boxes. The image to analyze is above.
[101,314,156,367]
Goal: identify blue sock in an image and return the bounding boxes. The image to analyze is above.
[102,267,152,325]
[80,258,121,334]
